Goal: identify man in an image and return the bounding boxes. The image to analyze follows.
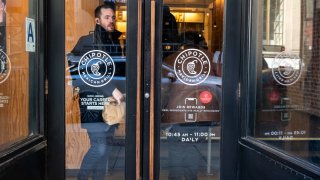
[70,1,124,113]
[162,5,179,58]
[71,2,124,180]
[71,2,123,57]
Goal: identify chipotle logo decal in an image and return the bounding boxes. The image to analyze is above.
[174,48,210,86]
[0,50,11,84]
[78,50,115,87]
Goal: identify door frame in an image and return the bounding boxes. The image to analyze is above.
[46,0,139,179]
[46,0,66,178]
[220,0,243,179]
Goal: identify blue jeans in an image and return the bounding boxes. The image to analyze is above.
[77,123,115,180]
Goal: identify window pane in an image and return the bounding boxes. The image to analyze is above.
[251,0,320,167]
[65,0,127,179]
[160,0,223,179]
[0,0,39,150]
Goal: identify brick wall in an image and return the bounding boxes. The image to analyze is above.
[287,0,320,117]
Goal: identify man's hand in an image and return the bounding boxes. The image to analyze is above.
[112,88,124,105]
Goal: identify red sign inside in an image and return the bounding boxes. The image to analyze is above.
[268,89,280,104]
[199,91,213,104]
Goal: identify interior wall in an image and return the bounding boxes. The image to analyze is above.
[65,0,100,169]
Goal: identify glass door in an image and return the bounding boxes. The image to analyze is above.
[238,0,320,179]
[156,0,224,179]
[64,0,137,179]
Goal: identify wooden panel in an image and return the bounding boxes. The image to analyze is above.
[149,1,155,179]
[65,0,99,53]
[65,0,100,169]
[0,1,29,146]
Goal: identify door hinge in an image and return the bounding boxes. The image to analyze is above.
[237,83,241,99]
[45,78,48,95]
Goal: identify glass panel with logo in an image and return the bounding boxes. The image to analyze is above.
[160,0,223,179]
[0,1,39,150]
[65,0,127,179]
[251,0,320,168]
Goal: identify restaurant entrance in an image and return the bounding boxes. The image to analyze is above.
[1,0,320,180]
[46,0,320,179]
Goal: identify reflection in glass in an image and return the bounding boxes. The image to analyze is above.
[160,0,223,179]
[65,1,126,179]
[252,0,320,168]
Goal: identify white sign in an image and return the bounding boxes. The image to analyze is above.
[174,48,211,86]
[272,52,303,86]
[78,50,115,87]
[0,50,11,84]
[25,18,36,52]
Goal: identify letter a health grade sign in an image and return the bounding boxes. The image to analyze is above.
[25,17,36,52]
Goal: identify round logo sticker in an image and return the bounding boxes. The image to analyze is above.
[272,52,303,86]
[78,50,115,87]
[0,50,11,84]
[174,48,211,85]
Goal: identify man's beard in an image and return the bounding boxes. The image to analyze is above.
[107,24,115,32]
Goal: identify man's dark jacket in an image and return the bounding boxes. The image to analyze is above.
[68,25,124,124]
[71,24,123,56]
